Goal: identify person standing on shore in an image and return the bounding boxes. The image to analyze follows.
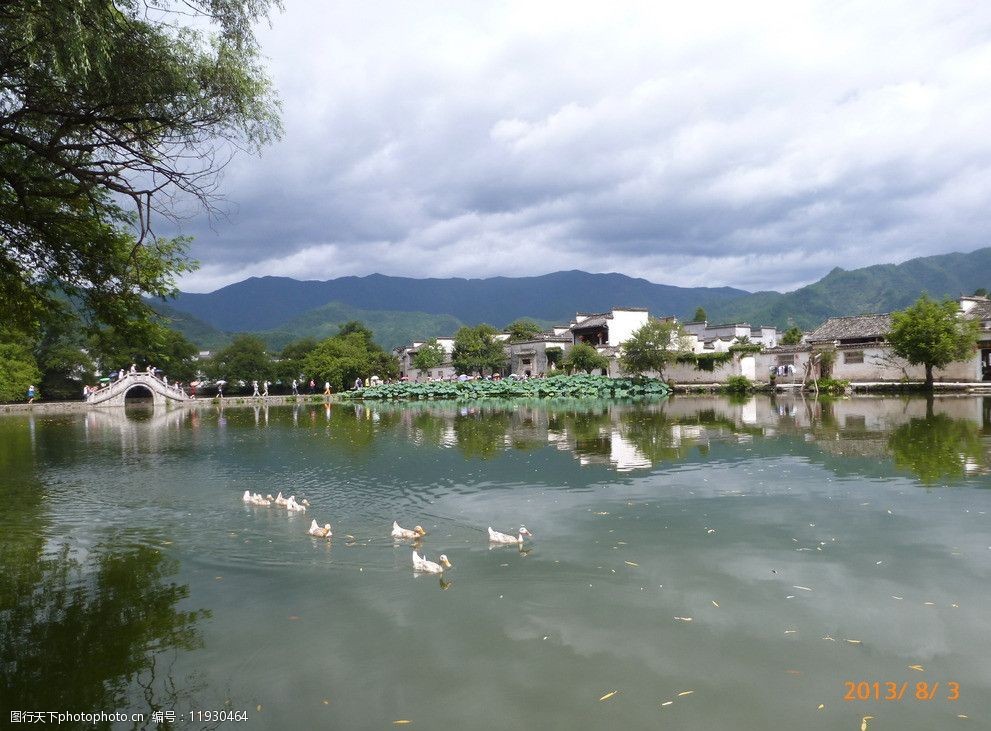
[263,380,269,396]
[292,379,299,396]
[27,385,36,403]
[323,381,331,395]
[309,378,315,393]
[252,380,259,397]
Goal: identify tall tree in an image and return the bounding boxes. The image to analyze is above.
[562,343,609,374]
[452,325,506,375]
[692,307,707,323]
[0,337,41,402]
[411,339,446,373]
[887,295,979,390]
[0,0,281,335]
[619,320,685,377]
[207,335,273,382]
[505,319,543,342]
[781,326,804,345]
[303,332,399,391]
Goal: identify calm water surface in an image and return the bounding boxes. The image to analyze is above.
[2,395,990,730]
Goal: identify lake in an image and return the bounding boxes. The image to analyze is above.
[2,395,990,730]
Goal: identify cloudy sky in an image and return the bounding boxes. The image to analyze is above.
[174,0,991,293]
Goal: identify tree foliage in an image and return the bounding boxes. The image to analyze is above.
[0,0,281,335]
[206,335,273,381]
[562,342,609,374]
[0,338,41,402]
[781,326,804,345]
[505,319,543,342]
[277,337,317,381]
[619,320,685,377]
[411,339,446,373]
[452,324,506,375]
[303,331,399,391]
[692,307,707,323]
[888,295,979,389]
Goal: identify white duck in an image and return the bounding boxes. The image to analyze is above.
[308,519,332,538]
[242,490,252,503]
[285,496,306,513]
[488,525,533,544]
[392,521,427,540]
[412,550,452,574]
[274,492,288,506]
[250,492,271,506]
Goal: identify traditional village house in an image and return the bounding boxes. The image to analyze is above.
[506,331,573,377]
[758,295,991,384]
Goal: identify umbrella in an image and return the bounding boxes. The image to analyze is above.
[215,380,227,385]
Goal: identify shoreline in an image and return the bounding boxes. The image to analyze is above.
[6,382,991,415]
[0,394,340,415]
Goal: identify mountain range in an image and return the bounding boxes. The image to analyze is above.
[152,247,991,350]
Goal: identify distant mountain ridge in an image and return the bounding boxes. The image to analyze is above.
[168,271,747,332]
[156,247,991,348]
[705,247,991,329]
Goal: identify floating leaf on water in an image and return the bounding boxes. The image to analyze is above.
[845,639,862,644]
[924,601,936,606]
[861,715,874,731]
[660,701,673,707]
[786,670,802,675]
[599,691,619,701]
[793,585,813,592]
[677,690,694,697]
[393,720,413,725]
[322,700,330,705]
[784,629,797,634]
[951,603,960,608]
[908,664,924,671]
[817,704,824,710]
[256,705,262,712]
[891,596,904,600]
[958,714,969,718]
[711,601,719,607]
[786,595,795,599]
[674,616,693,622]
[624,561,639,567]
[822,635,836,641]
[288,615,300,621]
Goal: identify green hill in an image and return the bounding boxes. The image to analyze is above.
[706,248,991,329]
[255,302,467,351]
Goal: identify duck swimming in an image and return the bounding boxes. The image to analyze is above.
[412,550,452,574]
[308,519,332,538]
[488,525,533,544]
[285,496,306,513]
[251,492,271,506]
[392,521,427,539]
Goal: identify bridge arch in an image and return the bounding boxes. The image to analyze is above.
[86,373,189,408]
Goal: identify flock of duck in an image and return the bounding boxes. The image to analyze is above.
[241,490,533,574]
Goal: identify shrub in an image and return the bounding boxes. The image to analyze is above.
[722,375,754,394]
[340,374,671,401]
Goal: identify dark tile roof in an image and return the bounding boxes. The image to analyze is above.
[806,314,892,342]
[966,300,991,320]
[572,315,611,329]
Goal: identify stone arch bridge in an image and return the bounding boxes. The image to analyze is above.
[86,373,190,408]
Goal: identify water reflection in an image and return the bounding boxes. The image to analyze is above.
[0,419,207,725]
[353,395,991,485]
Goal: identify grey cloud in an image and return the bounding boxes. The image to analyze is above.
[171,0,991,293]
